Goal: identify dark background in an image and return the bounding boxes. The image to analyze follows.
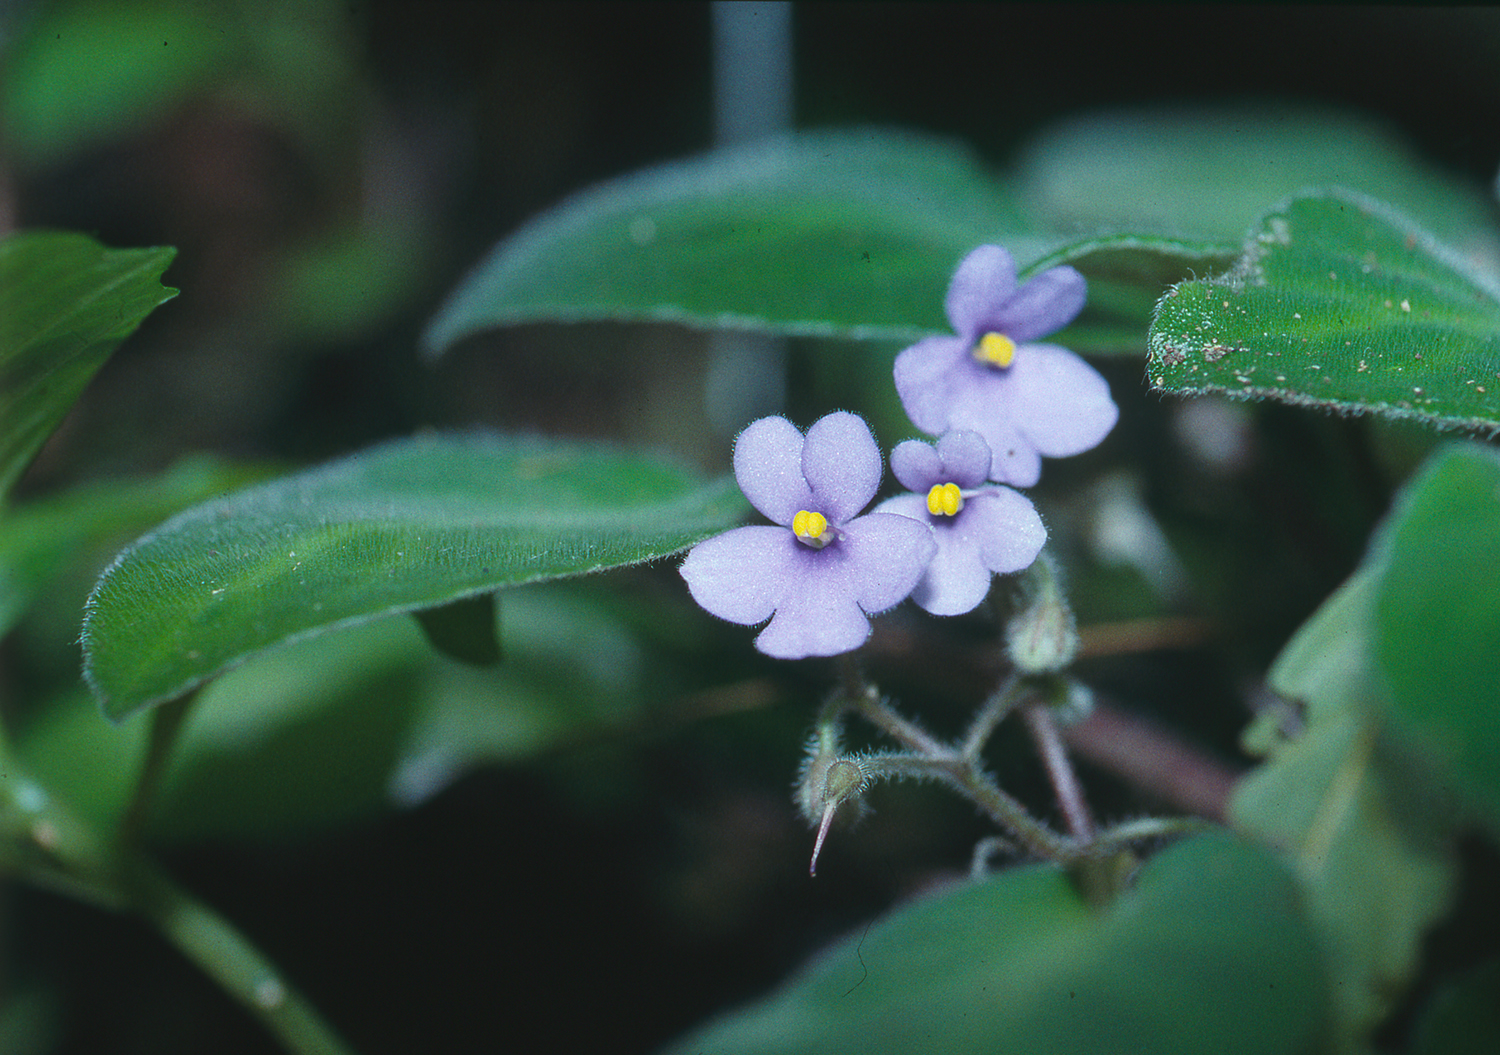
[4,4,1499,1052]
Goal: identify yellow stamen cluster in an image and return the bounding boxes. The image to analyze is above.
[974,331,1017,368]
[926,483,964,517]
[792,509,832,548]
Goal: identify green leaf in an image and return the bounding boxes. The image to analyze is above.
[423,129,1034,353]
[1232,569,1457,1046]
[661,833,1329,1055]
[81,433,748,721]
[21,580,668,840]
[0,232,178,501]
[1018,104,1500,252]
[1147,189,1500,431]
[1370,443,1500,834]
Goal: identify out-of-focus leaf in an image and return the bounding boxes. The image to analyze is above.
[0,232,177,501]
[21,581,665,841]
[1370,444,1500,834]
[1233,568,1456,1045]
[82,432,747,721]
[1018,105,1500,257]
[0,457,266,638]
[0,1,231,170]
[1409,958,1500,1055]
[1148,190,1500,431]
[662,834,1329,1055]
[0,0,362,174]
[423,129,1034,352]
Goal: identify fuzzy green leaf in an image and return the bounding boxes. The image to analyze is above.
[662,834,1329,1055]
[423,129,1230,358]
[1147,189,1500,431]
[1371,443,1500,835]
[1234,567,1457,1044]
[82,433,747,721]
[0,232,177,500]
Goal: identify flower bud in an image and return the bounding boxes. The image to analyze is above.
[1005,553,1078,674]
[796,733,872,876]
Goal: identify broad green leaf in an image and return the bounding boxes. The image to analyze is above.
[0,232,178,501]
[1370,444,1500,834]
[82,433,747,721]
[1147,189,1500,431]
[22,581,666,840]
[661,833,1329,1055]
[423,129,1034,353]
[1233,569,1456,1046]
[1018,105,1500,255]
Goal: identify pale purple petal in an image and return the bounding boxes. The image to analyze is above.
[873,492,991,615]
[934,430,991,488]
[890,439,943,493]
[979,424,1043,489]
[893,335,969,435]
[995,265,1087,343]
[930,364,1044,487]
[753,587,874,659]
[876,487,1046,616]
[944,245,1017,342]
[1007,344,1120,457]
[802,410,881,524]
[679,525,792,625]
[966,488,1047,573]
[733,416,813,526]
[836,511,937,613]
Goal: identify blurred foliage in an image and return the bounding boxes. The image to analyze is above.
[2,3,1500,1054]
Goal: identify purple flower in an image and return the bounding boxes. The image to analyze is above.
[680,412,936,659]
[876,430,1046,616]
[893,245,1118,487]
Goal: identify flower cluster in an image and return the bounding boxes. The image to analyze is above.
[681,245,1117,659]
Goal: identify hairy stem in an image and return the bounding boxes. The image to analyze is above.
[960,672,1023,760]
[1022,702,1095,844]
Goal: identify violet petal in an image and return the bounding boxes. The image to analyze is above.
[836,511,937,614]
[892,335,969,435]
[733,416,814,526]
[679,525,792,625]
[996,266,1087,343]
[1008,344,1120,457]
[890,439,944,493]
[801,410,882,525]
[944,245,1017,342]
[934,429,992,488]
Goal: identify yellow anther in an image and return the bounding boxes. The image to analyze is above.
[926,483,964,517]
[974,331,1017,368]
[792,509,832,548]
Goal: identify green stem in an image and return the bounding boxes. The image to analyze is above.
[0,742,358,1055]
[117,689,198,851]
[849,690,947,757]
[126,862,358,1055]
[960,672,1023,760]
